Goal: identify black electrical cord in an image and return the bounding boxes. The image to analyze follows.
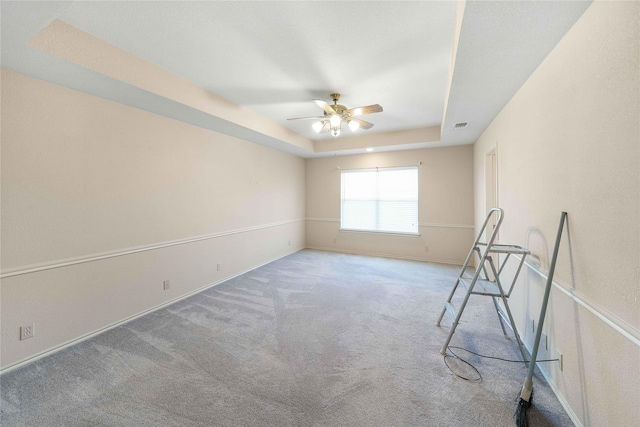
[443,346,560,382]
[443,346,483,382]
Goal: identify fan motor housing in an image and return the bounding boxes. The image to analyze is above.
[326,105,347,116]
[330,93,346,114]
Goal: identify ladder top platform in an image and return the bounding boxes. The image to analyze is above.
[476,243,530,255]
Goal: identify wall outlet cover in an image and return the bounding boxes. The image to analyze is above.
[20,324,35,340]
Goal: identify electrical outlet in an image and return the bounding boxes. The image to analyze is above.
[557,349,564,371]
[20,324,35,340]
[163,280,170,291]
[424,246,429,252]
[525,315,533,343]
[288,240,291,246]
[217,264,222,271]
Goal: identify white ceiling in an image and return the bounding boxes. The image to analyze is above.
[1,1,592,158]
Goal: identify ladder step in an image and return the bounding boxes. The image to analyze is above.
[459,277,503,297]
[458,278,469,292]
[469,279,503,296]
[444,302,457,323]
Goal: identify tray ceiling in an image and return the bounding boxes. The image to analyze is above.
[1,1,591,157]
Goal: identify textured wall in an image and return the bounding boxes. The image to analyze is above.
[473,2,639,425]
[305,145,474,264]
[1,70,306,369]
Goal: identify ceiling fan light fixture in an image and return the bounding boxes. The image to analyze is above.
[287,93,382,138]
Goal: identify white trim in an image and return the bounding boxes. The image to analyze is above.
[305,217,340,222]
[338,229,421,237]
[306,217,474,229]
[1,219,304,279]
[336,164,421,172]
[517,255,640,347]
[0,248,302,375]
[305,245,463,266]
[418,222,475,229]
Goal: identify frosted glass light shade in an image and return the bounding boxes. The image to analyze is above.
[312,121,324,133]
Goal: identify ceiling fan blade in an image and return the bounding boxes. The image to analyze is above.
[345,104,383,116]
[349,117,374,130]
[313,99,336,115]
[287,116,326,121]
[319,122,330,133]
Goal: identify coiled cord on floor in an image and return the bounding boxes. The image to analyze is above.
[443,346,559,382]
[443,346,483,382]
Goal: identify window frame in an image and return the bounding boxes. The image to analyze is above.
[339,165,420,236]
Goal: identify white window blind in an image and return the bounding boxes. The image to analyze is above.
[340,166,418,234]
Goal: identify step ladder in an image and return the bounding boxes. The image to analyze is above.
[436,208,531,360]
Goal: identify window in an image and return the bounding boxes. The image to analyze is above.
[340,166,418,234]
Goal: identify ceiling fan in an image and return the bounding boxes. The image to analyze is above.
[287,93,383,137]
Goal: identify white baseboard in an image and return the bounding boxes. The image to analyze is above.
[305,245,464,266]
[520,339,583,427]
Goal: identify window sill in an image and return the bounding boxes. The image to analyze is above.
[339,228,421,237]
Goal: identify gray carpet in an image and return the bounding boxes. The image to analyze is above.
[0,249,573,426]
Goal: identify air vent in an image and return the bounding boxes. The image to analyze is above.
[454,122,469,129]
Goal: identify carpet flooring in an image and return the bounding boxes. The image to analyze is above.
[0,249,573,426]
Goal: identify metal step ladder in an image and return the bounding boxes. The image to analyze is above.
[436,208,531,360]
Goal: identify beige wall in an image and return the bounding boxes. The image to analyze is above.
[306,146,474,264]
[474,2,639,426]
[0,70,306,370]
